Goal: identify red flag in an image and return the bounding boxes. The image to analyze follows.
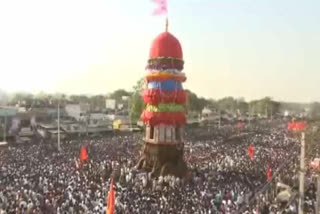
[106,179,115,214]
[267,166,272,181]
[80,146,88,162]
[152,0,168,16]
[288,121,307,131]
[248,144,254,160]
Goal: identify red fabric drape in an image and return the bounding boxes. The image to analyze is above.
[106,179,115,214]
[146,74,186,82]
[141,110,186,126]
[143,89,186,105]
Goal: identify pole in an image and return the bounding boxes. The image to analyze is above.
[58,102,61,151]
[3,111,7,142]
[218,110,221,129]
[317,174,320,214]
[128,98,132,131]
[299,132,305,214]
[249,105,251,126]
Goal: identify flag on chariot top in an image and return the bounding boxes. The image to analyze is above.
[152,0,168,16]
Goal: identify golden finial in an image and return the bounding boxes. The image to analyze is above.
[165,17,168,32]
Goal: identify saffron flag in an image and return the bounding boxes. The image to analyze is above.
[80,146,88,162]
[248,144,254,160]
[152,0,168,16]
[106,179,115,214]
[267,166,272,181]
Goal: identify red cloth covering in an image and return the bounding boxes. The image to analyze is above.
[143,89,186,105]
[106,179,115,214]
[146,73,186,82]
[141,110,186,125]
[149,32,183,59]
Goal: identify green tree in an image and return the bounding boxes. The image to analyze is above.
[129,78,145,122]
[109,89,131,102]
[249,97,280,117]
[10,92,34,107]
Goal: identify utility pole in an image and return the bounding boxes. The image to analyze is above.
[218,109,221,129]
[57,102,61,152]
[299,132,305,214]
[128,97,132,131]
[248,104,251,126]
[3,111,7,142]
[317,174,320,214]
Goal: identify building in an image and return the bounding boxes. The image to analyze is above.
[0,107,18,139]
[65,104,90,121]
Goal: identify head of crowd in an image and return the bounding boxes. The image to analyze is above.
[0,119,318,214]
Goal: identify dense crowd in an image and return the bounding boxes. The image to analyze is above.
[0,120,317,213]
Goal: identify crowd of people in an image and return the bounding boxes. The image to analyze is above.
[0,120,318,213]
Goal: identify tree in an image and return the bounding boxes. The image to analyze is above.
[186,90,207,114]
[69,95,90,104]
[9,92,34,108]
[217,97,236,113]
[249,97,280,118]
[129,78,145,122]
[309,102,320,119]
[90,95,106,111]
[109,89,131,102]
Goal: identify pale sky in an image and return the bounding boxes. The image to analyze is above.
[0,0,319,102]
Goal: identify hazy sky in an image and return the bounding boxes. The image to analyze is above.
[0,0,319,102]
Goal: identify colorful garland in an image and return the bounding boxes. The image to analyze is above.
[143,89,186,105]
[147,80,183,91]
[147,69,181,74]
[146,72,186,82]
[147,57,184,65]
[146,103,185,113]
[141,110,186,126]
[146,57,184,70]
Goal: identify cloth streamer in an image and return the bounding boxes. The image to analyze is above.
[143,89,186,105]
[146,60,184,70]
[147,69,181,74]
[146,72,186,82]
[141,110,186,125]
[146,103,185,113]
